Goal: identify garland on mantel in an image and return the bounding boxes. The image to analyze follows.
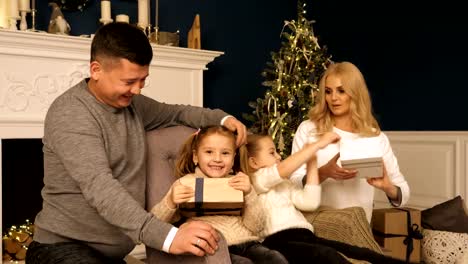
[2,220,34,262]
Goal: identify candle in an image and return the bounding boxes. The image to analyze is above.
[19,0,31,11]
[32,0,35,10]
[0,0,8,28]
[9,0,20,18]
[101,0,111,20]
[137,0,148,28]
[116,14,129,23]
[147,0,150,26]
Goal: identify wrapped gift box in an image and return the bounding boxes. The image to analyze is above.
[179,177,244,217]
[371,208,422,263]
[341,157,383,179]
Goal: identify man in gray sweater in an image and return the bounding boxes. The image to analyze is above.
[25,22,246,263]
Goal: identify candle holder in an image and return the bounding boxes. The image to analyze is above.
[99,18,113,25]
[145,24,152,37]
[8,16,19,30]
[149,26,159,44]
[19,10,30,31]
[30,9,38,31]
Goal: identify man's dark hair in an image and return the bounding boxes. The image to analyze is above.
[90,22,153,66]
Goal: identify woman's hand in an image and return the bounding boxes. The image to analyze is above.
[168,180,195,209]
[318,153,357,182]
[366,163,399,200]
[228,172,252,194]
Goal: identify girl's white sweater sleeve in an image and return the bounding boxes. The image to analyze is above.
[241,188,265,234]
[291,184,321,212]
[290,121,312,187]
[251,164,284,194]
[150,190,180,223]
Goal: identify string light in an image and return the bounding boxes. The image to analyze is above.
[244,0,330,158]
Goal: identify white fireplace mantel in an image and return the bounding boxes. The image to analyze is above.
[0,29,223,259]
[0,29,223,139]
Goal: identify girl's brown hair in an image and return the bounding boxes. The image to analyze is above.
[175,126,239,177]
[239,133,272,175]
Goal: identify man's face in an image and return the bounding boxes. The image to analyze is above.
[89,58,149,108]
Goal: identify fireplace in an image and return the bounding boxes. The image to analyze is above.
[2,139,44,230]
[0,28,223,258]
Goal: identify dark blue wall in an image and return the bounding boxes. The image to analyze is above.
[34,0,468,130]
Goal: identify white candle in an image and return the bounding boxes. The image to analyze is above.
[147,0,150,26]
[155,0,158,28]
[137,0,148,28]
[0,0,8,28]
[116,14,129,23]
[101,0,111,20]
[19,0,30,11]
[9,0,20,18]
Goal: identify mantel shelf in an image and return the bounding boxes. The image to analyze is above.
[0,29,223,70]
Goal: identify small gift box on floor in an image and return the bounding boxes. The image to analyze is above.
[179,177,244,217]
[371,208,423,263]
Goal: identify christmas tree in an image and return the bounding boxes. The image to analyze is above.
[243,1,331,158]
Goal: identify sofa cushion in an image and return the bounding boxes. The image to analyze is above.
[145,126,195,209]
[421,229,468,264]
[421,196,468,234]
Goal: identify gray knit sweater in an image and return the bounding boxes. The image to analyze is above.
[33,79,227,258]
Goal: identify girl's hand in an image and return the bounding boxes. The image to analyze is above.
[228,172,252,194]
[169,180,195,208]
[366,163,399,200]
[315,132,341,149]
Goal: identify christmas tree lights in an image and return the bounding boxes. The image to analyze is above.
[243,0,331,157]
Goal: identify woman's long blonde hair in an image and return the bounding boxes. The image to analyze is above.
[309,61,380,136]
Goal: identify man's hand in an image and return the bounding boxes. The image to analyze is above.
[222,116,247,147]
[169,221,220,257]
[318,153,357,182]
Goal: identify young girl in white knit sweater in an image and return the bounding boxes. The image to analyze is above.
[244,133,406,264]
[151,126,287,264]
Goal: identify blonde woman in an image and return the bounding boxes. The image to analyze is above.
[290,61,410,222]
